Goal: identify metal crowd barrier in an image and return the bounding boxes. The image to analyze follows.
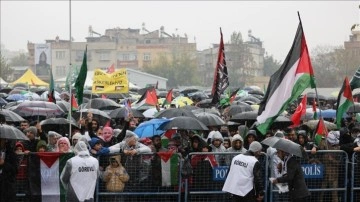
[184,152,268,202]
[352,152,360,202]
[269,150,348,202]
[14,150,356,202]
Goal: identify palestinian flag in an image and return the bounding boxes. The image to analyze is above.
[291,95,307,127]
[312,98,318,120]
[257,20,315,135]
[161,129,176,148]
[48,70,56,104]
[28,152,74,202]
[229,88,241,104]
[350,67,360,90]
[314,117,328,146]
[71,94,78,111]
[135,88,158,106]
[158,150,179,186]
[162,89,173,108]
[336,77,354,128]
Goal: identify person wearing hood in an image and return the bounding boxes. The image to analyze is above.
[71,132,82,150]
[223,141,265,202]
[108,130,151,155]
[210,131,227,166]
[60,141,99,202]
[272,148,310,202]
[226,134,247,165]
[55,137,72,153]
[103,155,129,192]
[89,137,110,157]
[36,140,48,152]
[47,131,62,152]
[244,130,258,150]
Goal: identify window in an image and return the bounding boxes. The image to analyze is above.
[55,66,66,77]
[143,53,151,61]
[55,51,65,59]
[123,54,129,61]
[99,51,110,61]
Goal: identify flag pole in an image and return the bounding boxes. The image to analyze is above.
[68,0,72,137]
[298,11,322,119]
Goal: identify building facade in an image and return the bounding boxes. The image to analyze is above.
[27,25,196,86]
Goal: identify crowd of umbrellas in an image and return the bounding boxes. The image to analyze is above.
[1,84,358,158]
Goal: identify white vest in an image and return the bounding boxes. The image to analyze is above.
[222,154,258,196]
[69,155,99,201]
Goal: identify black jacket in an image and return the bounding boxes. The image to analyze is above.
[277,156,310,200]
[244,151,264,197]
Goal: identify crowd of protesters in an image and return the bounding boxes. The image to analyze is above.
[1,93,360,201]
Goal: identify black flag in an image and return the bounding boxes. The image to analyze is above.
[211,28,229,105]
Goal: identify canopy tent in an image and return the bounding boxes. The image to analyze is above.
[0,77,8,85]
[11,69,49,86]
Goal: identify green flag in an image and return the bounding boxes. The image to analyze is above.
[74,46,87,106]
[350,67,360,90]
[65,65,79,91]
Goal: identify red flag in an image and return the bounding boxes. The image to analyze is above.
[146,88,158,106]
[106,63,115,73]
[229,88,240,104]
[204,154,218,168]
[211,28,229,105]
[162,89,173,108]
[71,94,78,111]
[291,95,307,127]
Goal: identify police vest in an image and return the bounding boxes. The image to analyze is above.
[222,154,258,196]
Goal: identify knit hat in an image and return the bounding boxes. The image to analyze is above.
[249,141,262,152]
[24,126,37,136]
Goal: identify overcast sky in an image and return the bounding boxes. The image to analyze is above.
[1,1,359,61]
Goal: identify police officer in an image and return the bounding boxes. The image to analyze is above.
[222,141,264,202]
[60,141,99,202]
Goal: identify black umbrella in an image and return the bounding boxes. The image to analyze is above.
[192,108,221,117]
[0,97,8,107]
[0,124,29,140]
[83,90,99,99]
[159,116,209,131]
[238,95,261,104]
[86,98,121,110]
[180,88,199,96]
[195,112,225,126]
[347,103,360,113]
[181,105,199,111]
[73,108,111,126]
[40,118,79,135]
[0,87,12,94]
[109,107,145,119]
[226,105,253,116]
[12,101,65,117]
[0,93,8,98]
[270,115,293,129]
[196,98,213,108]
[154,108,197,119]
[57,101,71,113]
[0,109,25,122]
[261,136,303,157]
[230,111,258,127]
